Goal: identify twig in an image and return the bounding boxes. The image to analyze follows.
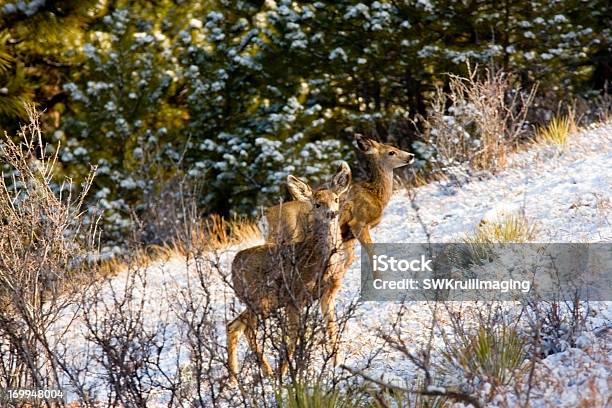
[341,365,483,408]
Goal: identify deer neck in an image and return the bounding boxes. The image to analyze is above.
[304,218,341,257]
[366,158,394,205]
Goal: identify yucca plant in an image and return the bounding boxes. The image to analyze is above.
[443,325,528,387]
[461,213,537,265]
[275,381,359,408]
[536,114,577,146]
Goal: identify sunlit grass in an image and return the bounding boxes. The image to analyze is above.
[468,213,537,244]
[536,115,577,146]
[461,213,537,265]
[100,214,261,277]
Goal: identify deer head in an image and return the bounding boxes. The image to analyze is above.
[354,134,414,170]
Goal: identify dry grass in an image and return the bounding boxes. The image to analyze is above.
[461,213,537,265]
[97,247,156,277]
[0,106,98,395]
[99,213,261,277]
[165,213,261,256]
[535,114,578,146]
[468,213,538,244]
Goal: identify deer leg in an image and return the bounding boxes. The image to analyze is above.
[350,222,379,279]
[280,305,300,376]
[320,284,341,365]
[342,239,357,271]
[243,311,274,377]
[227,311,248,383]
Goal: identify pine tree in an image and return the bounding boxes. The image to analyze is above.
[59,2,190,244]
[181,1,351,216]
[0,0,97,132]
[3,0,608,244]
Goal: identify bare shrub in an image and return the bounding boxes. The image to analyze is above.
[170,250,234,407]
[347,296,597,407]
[420,64,536,173]
[81,265,179,407]
[591,87,612,123]
[0,107,97,404]
[531,85,611,129]
[526,296,589,357]
[129,177,259,250]
[340,302,482,408]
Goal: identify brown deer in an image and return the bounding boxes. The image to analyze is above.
[262,134,414,270]
[227,163,351,382]
[257,135,413,365]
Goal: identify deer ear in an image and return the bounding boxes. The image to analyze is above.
[331,161,351,195]
[287,175,312,201]
[354,133,376,154]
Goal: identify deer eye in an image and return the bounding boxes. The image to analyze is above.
[314,203,321,208]
[335,198,339,203]
[388,151,396,156]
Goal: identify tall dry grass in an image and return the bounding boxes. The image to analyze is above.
[168,213,261,257]
[535,113,578,146]
[99,205,261,277]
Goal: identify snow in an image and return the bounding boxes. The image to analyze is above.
[329,47,348,62]
[391,123,611,243]
[56,122,611,405]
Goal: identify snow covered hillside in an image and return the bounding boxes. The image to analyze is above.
[59,123,611,406]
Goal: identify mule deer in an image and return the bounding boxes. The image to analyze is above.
[227,163,351,382]
[262,134,414,271]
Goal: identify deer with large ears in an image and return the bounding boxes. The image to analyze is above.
[262,134,414,271]
[339,134,415,260]
[227,163,351,382]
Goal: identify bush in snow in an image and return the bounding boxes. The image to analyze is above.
[421,66,535,173]
[0,108,97,400]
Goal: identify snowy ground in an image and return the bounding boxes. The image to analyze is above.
[59,123,611,406]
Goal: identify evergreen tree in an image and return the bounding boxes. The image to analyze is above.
[3,0,608,247]
[180,1,351,216]
[59,3,189,245]
[0,0,97,131]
